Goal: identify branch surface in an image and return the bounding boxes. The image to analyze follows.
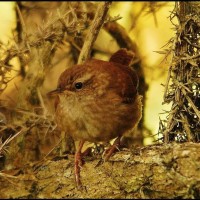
[0,142,200,198]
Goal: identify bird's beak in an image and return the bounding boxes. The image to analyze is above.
[47,88,62,97]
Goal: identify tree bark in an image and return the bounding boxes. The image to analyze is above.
[1,142,200,198]
[161,1,200,143]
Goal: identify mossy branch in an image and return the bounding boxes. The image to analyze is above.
[0,143,200,198]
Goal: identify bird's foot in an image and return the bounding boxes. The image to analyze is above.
[102,137,121,161]
[74,142,92,188]
[74,151,83,188]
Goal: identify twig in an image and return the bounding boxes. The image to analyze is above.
[181,87,200,120]
[78,2,112,64]
[163,66,172,102]
[43,137,63,159]
[104,21,138,53]
[37,88,47,116]
[180,54,200,60]
[180,112,193,141]
[0,172,18,179]
[0,128,25,155]
[163,105,179,143]
[16,4,31,53]
[183,36,200,49]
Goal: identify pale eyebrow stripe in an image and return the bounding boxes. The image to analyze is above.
[74,72,94,85]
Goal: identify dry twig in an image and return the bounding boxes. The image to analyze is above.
[160,2,200,142]
[78,2,112,64]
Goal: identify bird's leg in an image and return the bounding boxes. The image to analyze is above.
[74,140,85,187]
[103,136,121,161]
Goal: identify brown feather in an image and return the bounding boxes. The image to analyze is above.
[84,58,138,103]
[109,48,135,66]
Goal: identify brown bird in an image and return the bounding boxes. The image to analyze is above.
[47,48,142,187]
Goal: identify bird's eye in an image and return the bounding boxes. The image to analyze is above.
[75,82,83,90]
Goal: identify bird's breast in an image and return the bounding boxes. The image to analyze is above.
[55,93,142,143]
